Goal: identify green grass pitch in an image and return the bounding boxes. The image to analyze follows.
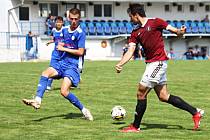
[0,60,209,140]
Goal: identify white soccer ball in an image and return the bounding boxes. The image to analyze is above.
[111,106,126,121]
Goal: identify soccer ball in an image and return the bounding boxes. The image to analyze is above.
[111,106,126,121]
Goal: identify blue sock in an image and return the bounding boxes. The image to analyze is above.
[47,78,53,88]
[36,76,48,98]
[64,93,84,111]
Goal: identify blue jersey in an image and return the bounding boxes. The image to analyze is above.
[51,27,64,60]
[61,25,86,67]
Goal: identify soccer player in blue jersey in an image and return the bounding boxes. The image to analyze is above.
[46,16,64,90]
[22,8,93,121]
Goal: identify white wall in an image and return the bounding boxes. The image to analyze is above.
[85,39,112,60]
[0,48,21,62]
[82,2,210,21]
[146,3,209,21]
[0,0,20,32]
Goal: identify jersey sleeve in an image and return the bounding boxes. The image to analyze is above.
[155,18,168,30]
[77,31,86,49]
[128,32,138,44]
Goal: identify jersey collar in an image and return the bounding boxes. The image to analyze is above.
[141,18,148,27]
[68,25,80,33]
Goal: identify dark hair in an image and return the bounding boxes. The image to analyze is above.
[69,8,81,17]
[55,16,63,22]
[127,3,146,17]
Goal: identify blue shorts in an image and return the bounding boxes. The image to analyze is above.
[52,61,80,87]
[50,58,59,67]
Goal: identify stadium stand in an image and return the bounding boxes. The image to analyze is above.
[62,20,210,35]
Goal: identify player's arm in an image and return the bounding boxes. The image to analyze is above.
[46,39,54,46]
[115,43,136,73]
[46,34,54,46]
[166,25,186,36]
[57,42,84,56]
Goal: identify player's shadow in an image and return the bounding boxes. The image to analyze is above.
[119,123,185,130]
[33,113,83,122]
[141,123,185,130]
[112,121,126,125]
[51,87,60,91]
[47,87,80,92]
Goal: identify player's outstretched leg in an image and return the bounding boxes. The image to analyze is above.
[166,95,204,130]
[22,76,48,109]
[64,93,93,121]
[46,78,53,91]
[120,99,147,132]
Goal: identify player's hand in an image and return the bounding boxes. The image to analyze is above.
[46,42,50,46]
[180,25,186,33]
[115,64,123,73]
[57,44,65,51]
[177,25,186,36]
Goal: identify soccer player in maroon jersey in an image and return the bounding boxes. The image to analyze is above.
[115,4,204,132]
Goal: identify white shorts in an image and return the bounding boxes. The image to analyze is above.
[140,61,167,88]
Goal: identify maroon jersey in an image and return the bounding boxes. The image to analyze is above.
[129,18,169,62]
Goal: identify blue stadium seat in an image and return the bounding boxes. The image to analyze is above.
[96,22,103,35]
[204,22,210,33]
[184,21,191,33]
[184,21,191,28]
[123,20,128,23]
[100,20,106,23]
[180,20,185,24]
[173,20,178,27]
[204,22,209,28]
[126,22,133,34]
[118,22,127,34]
[166,20,171,24]
[80,22,86,29]
[191,27,199,33]
[187,20,192,24]
[85,19,91,25]
[198,22,206,33]
[206,26,210,33]
[198,26,206,33]
[103,22,111,35]
[80,22,88,35]
[92,19,98,24]
[185,27,192,34]
[176,21,182,28]
[111,23,119,35]
[170,21,176,27]
[191,22,199,33]
[194,20,199,24]
[198,22,204,27]
[88,22,95,35]
[108,20,114,25]
[115,20,121,25]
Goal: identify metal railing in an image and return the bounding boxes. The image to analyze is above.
[19,21,47,35]
[0,32,39,61]
[0,32,21,49]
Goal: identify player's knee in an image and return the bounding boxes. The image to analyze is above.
[42,70,49,77]
[137,93,146,100]
[158,92,169,102]
[60,88,68,97]
[137,87,147,100]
